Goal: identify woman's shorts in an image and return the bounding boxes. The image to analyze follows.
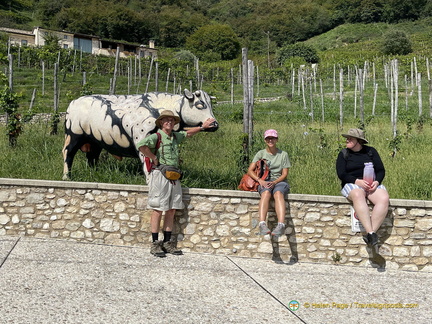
[147,170,184,211]
[341,183,387,198]
[258,181,290,196]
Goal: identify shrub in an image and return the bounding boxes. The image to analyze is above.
[173,50,197,65]
[381,30,412,55]
[277,43,319,65]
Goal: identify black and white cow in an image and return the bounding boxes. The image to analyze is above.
[62,89,218,180]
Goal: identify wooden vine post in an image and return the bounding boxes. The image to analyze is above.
[110,46,120,95]
[241,48,254,167]
[145,55,154,93]
[339,68,344,128]
[50,62,60,135]
[358,68,364,126]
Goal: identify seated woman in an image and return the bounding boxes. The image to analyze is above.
[248,129,291,236]
[336,128,389,246]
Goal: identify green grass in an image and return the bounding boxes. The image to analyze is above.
[1,100,430,200]
[2,19,432,200]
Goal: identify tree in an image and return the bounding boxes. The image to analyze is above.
[381,30,412,55]
[382,0,427,23]
[104,6,154,43]
[36,33,61,66]
[36,0,73,27]
[158,6,207,48]
[186,24,241,61]
[333,0,385,24]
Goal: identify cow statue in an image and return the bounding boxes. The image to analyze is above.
[62,89,219,180]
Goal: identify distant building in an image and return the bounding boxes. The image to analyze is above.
[0,26,157,59]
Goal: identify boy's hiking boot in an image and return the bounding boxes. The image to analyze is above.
[162,241,183,255]
[259,222,271,235]
[271,223,286,236]
[150,241,166,257]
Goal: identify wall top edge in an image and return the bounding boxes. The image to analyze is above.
[1,178,430,208]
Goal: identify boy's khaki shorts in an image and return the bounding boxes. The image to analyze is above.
[147,170,184,211]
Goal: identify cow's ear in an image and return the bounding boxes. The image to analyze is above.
[184,89,194,100]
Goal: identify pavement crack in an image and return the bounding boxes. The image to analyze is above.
[0,237,21,269]
[226,256,308,323]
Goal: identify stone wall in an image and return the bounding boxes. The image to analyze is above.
[1,178,431,271]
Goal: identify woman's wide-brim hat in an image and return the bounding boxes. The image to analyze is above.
[155,110,180,128]
[342,128,368,143]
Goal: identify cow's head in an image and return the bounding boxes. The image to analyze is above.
[180,89,219,132]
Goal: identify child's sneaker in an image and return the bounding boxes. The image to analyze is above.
[259,222,271,235]
[271,223,286,236]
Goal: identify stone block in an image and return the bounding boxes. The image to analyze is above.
[257,242,273,253]
[215,225,230,236]
[321,216,333,222]
[394,219,415,227]
[345,249,358,256]
[384,236,404,245]
[348,236,364,245]
[304,212,320,222]
[100,219,120,232]
[320,239,331,246]
[302,227,315,234]
[307,245,317,252]
[395,208,406,215]
[25,193,45,204]
[309,251,326,259]
[401,264,418,271]
[190,234,201,244]
[235,204,249,214]
[105,234,122,245]
[52,220,66,229]
[323,227,339,239]
[70,231,85,239]
[335,218,351,227]
[0,214,10,225]
[210,241,221,248]
[415,219,432,231]
[410,209,426,217]
[393,246,410,257]
[422,247,432,257]
[65,222,81,231]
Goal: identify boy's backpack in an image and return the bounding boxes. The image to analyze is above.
[144,132,162,174]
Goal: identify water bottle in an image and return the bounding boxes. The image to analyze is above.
[363,162,375,185]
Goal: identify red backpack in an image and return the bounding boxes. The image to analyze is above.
[144,133,162,173]
[238,159,270,191]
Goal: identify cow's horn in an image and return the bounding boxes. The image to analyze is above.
[184,89,194,100]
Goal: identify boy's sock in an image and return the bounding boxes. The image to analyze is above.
[152,232,159,242]
[163,231,172,242]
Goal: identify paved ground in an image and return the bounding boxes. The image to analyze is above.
[0,236,430,324]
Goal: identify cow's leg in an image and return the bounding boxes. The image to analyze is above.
[86,144,103,168]
[62,134,83,180]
